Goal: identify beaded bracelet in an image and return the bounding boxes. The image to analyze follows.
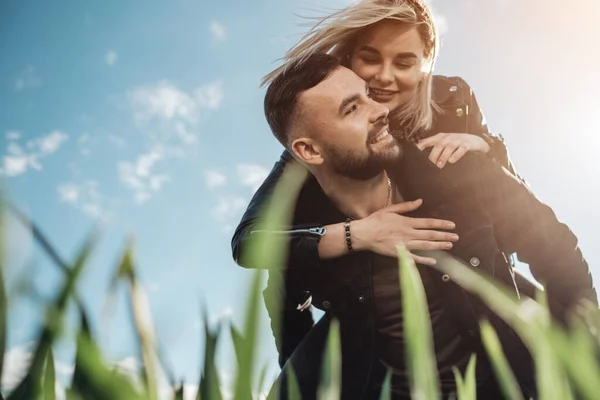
[344,218,354,253]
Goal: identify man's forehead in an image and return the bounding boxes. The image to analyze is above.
[302,67,365,104]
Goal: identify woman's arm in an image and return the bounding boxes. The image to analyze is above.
[418,76,524,181]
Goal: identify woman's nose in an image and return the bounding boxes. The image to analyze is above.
[374,64,394,85]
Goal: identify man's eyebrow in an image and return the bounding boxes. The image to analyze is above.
[357,45,417,59]
[338,93,360,115]
[338,84,370,114]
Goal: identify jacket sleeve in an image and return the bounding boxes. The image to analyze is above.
[454,153,598,323]
[455,77,523,181]
[231,150,325,270]
[263,269,315,367]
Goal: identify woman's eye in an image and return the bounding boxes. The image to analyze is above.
[345,105,357,115]
[360,57,379,65]
[395,62,414,69]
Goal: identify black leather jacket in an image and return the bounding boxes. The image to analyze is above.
[230,76,597,397]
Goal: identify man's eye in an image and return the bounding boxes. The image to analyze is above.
[345,105,357,115]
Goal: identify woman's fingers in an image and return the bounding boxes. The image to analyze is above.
[436,144,460,168]
[448,145,469,164]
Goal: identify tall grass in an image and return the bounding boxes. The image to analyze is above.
[1,164,600,399]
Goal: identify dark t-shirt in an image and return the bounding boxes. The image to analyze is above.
[371,254,491,397]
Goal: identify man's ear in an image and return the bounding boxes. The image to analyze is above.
[291,137,324,166]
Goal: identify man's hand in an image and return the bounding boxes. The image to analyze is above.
[416,133,491,169]
[352,199,458,265]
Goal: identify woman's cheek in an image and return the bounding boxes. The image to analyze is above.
[352,63,378,81]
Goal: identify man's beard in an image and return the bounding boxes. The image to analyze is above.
[322,139,400,181]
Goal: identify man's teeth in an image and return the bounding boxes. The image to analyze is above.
[372,129,389,143]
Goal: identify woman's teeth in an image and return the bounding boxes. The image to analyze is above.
[372,129,389,144]
[370,88,397,96]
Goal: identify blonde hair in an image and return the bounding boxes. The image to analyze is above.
[262,0,440,139]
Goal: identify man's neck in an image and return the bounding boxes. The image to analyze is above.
[313,170,390,219]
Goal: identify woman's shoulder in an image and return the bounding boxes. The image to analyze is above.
[431,75,473,105]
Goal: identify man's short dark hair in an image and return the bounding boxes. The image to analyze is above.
[264,53,340,147]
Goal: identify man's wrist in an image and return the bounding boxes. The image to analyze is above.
[348,219,370,252]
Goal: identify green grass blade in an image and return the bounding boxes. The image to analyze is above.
[173,382,184,400]
[44,348,56,400]
[480,321,524,400]
[552,321,600,400]
[198,309,222,400]
[70,307,142,400]
[7,229,97,400]
[453,354,476,400]
[378,370,392,400]
[398,247,440,400]
[257,363,270,399]
[286,364,302,400]
[0,207,7,388]
[114,243,160,400]
[239,162,308,271]
[317,318,342,400]
[233,271,263,400]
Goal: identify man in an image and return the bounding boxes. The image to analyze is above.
[233,53,597,399]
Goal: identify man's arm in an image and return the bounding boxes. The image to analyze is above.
[450,153,597,322]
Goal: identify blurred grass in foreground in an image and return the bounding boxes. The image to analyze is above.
[1,163,600,399]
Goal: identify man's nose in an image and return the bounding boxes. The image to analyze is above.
[370,100,389,124]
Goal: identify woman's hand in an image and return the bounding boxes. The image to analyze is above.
[416,133,490,168]
[352,199,459,265]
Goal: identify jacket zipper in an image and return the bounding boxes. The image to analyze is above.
[249,227,327,236]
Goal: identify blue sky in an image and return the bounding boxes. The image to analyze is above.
[1,0,600,398]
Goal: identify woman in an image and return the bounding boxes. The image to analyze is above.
[233,0,530,398]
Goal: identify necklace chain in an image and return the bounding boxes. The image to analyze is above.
[384,177,391,208]
[347,176,391,221]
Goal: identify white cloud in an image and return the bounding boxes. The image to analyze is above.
[108,134,126,149]
[3,156,31,177]
[120,79,223,204]
[2,345,32,391]
[2,344,73,396]
[6,130,21,140]
[105,50,118,67]
[58,180,106,218]
[210,307,233,325]
[196,81,224,110]
[1,130,69,178]
[77,133,97,156]
[205,170,227,189]
[14,65,42,91]
[118,146,170,204]
[130,82,198,123]
[37,130,69,155]
[237,164,269,192]
[210,20,227,42]
[211,196,247,233]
